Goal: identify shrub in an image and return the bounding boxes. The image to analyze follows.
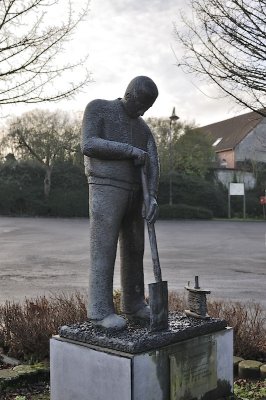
[168,290,186,311]
[0,161,44,216]
[0,160,88,217]
[159,204,213,219]
[47,189,88,217]
[245,192,262,217]
[158,173,227,218]
[0,290,265,362]
[229,191,262,218]
[208,299,266,361]
[0,292,87,362]
[168,291,266,361]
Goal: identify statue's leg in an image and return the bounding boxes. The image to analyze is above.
[88,184,128,321]
[119,188,148,316]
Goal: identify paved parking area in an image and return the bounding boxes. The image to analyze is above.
[0,216,265,308]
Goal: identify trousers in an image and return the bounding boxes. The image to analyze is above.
[88,183,146,320]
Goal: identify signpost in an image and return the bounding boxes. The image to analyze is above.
[228,183,245,219]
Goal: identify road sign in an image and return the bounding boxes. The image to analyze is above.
[228,183,245,218]
[229,183,245,196]
[260,196,266,205]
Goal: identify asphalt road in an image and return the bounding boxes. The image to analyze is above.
[0,216,265,308]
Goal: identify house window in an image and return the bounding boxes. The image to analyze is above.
[212,137,223,146]
[220,159,228,168]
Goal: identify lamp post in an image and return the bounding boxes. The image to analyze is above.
[169,107,179,206]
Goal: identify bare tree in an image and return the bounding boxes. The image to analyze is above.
[175,0,266,116]
[0,0,91,105]
[3,109,82,197]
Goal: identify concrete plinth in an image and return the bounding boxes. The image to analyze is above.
[50,327,233,400]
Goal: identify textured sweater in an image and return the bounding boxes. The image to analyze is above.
[81,98,159,197]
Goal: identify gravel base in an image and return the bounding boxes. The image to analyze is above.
[59,311,227,353]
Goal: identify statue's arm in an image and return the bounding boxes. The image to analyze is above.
[82,137,144,160]
[81,101,146,161]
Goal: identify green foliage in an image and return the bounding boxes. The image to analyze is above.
[50,161,86,190]
[0,160,88,217]
[47,189,88,217]
[236,161,266,193]
[256,164,266,193]
[234,379,266,399]
[159,203,213,219]
[0,160,45,215]
[146,117,195,174]
[174,130,215,177]
[228,190,263,218]
[158,174,228,217]
[146,117,215,178]
[147,118,223,217]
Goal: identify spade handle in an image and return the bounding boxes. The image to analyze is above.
[141,167,162,283]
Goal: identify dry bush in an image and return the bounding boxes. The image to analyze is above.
[168,290,266,361]
[114,290,186,315]
[114,290,187,313]
[0,290,265,362]
[168,290,186,312]
[0,292,87,362]
[208,298,266,361]
[113,289,122,314]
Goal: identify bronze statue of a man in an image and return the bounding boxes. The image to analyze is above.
[81,76,159,330]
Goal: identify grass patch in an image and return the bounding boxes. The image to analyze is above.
[1,381,49,399]
[234,378,266,399]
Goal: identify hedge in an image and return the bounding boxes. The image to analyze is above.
[158,173,227,217]
[159,204,213,219]
[0,160,264,218]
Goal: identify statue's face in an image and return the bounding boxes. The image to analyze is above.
[123,91,156,118]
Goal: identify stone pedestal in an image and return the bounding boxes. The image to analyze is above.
[50,322,233,400]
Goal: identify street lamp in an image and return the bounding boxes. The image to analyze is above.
[169,107,179,206]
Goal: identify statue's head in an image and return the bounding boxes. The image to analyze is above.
[122,76,158,118]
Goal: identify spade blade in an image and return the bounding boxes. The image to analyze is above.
[149,280,168,332]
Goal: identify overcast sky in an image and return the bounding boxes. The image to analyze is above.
[4,0,248,127]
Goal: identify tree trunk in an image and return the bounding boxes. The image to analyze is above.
[44,166,52,198]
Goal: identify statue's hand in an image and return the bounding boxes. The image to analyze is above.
[143,196,159,224]
[132,147,147,166]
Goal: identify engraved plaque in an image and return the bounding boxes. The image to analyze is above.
[170,335,217,400]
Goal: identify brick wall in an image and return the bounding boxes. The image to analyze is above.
[216,150,235,168]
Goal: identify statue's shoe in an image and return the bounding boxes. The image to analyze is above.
[92,313,127,330]
[126,305,150,321]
